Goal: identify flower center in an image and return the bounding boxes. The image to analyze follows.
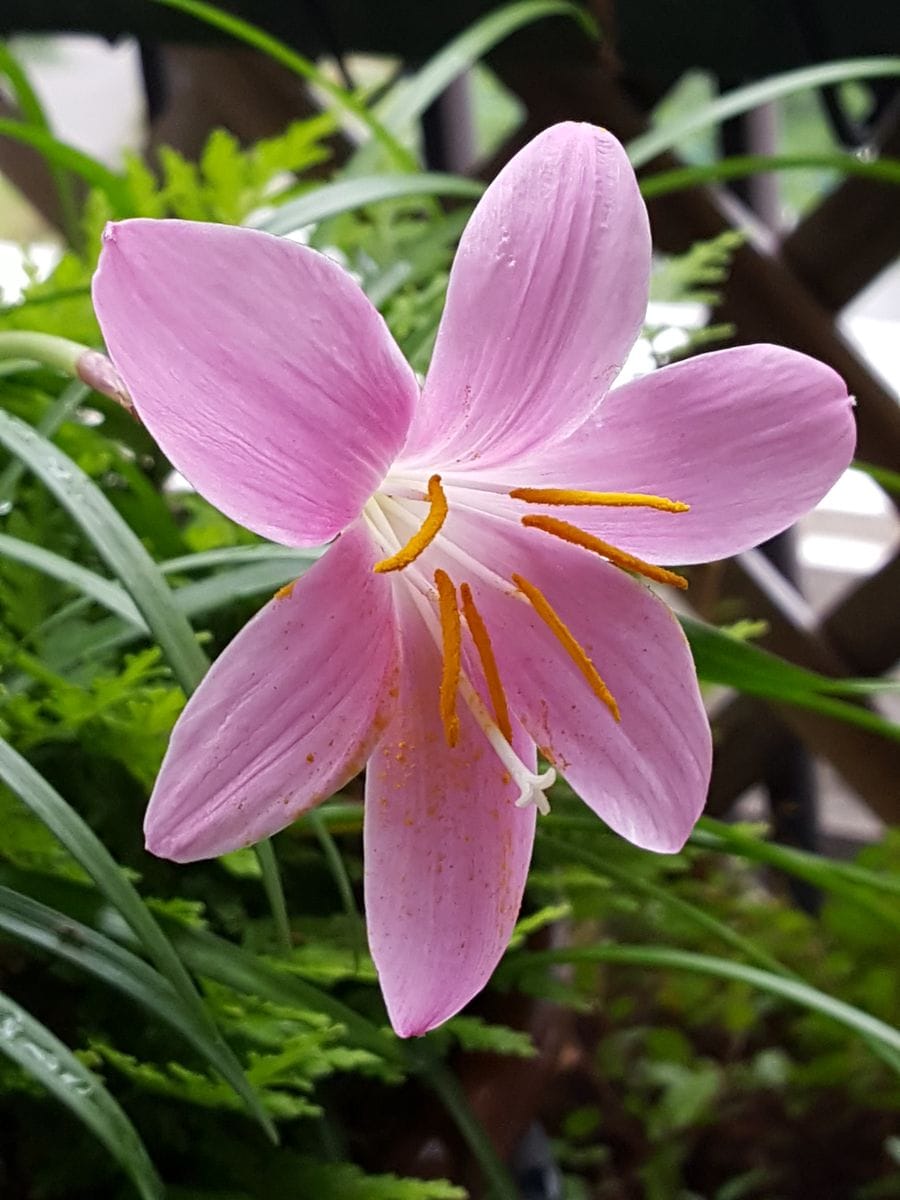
[360,470,690,813]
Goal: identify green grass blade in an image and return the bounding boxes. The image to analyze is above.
[541,825,900,1074]
[629,57,900,167]
[36,558,315,674]
[0,736,275,1138]
[0,537,318,641]
[0,407,208,693]
[253,838,292,953]
[0,883,283,1094]
[0,986,163,1199]
[161,544,323,573]
[0,381,88,506]
[681,615,900,743]
[307,810,365,969]
[259,172,483,235]
[538,830,790,976]
[693,819,900,914]
[168,559,309,614]
[640,152,900,199]
[371,1,592,141]
[0,117,130,211]
[0,531,144,625]
[0,284,93,317]
[0,862,399,1067]
[504,943,900,1065]
[152,0,414,168]
[0,44,80,245]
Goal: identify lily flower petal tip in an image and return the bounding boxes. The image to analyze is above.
[93,121,854,1037]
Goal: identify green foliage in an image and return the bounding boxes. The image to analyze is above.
[651,230,744,307]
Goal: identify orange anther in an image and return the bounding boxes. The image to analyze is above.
[510,487,689,513]
[434,569,461,747]
[374,475,448,573]
[459,582,512,744]
[522,515,688,590]
[512,572,620,722]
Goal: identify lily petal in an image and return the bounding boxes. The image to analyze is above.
[145,522,397,861]
[364,589,537,1037]
[93,219,418,546]
[398,123,650,473]
[442,509,711,852]
[505,345,855,564]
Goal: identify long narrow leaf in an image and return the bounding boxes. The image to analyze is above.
[259,172,482,236]
[0,407,209,692]
[503,944,900,1065]
[40,559,313,673]
[681,615,900,743]
[363,0,592,156]
[693,819,900,915]
[0,380,88,506]
[0,284,93,317]
[538,830,789,975]
[152,0,413,168]
[629,57,900,167]
[0,987,163,1199]
[0,44,80,245]
[640,152,900,199]
[540,826,900,1074]
[0,531,144,625]
[0,117,130,211]
[0,862,399,1068]
[1,536,318,635]
[173,924,402,1065]
[0,737,274,1138]
[161,544,323,574]
[0,884,280,1091]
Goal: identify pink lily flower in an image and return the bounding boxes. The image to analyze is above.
[92,123,854,1037]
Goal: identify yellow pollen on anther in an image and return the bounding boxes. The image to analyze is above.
[434,569,461,748]
[510,487,689,513]
[373,474,448,573]
[522,515,689,591]
[459,582,513,744]
[511,572,620,722]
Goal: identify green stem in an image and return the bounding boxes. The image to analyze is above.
[253,839,291,954]
[415,1055,519,1200]
[0,330,86,375]
[307,810,364,970]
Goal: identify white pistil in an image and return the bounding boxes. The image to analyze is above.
[455,670,555,814]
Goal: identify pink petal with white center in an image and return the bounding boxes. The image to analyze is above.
[504,345,855,564]
[443,509,710,852]
[93,219,417,547]
[145,522,397,862]
[398,123,650,473]
[364,589,537,1037]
